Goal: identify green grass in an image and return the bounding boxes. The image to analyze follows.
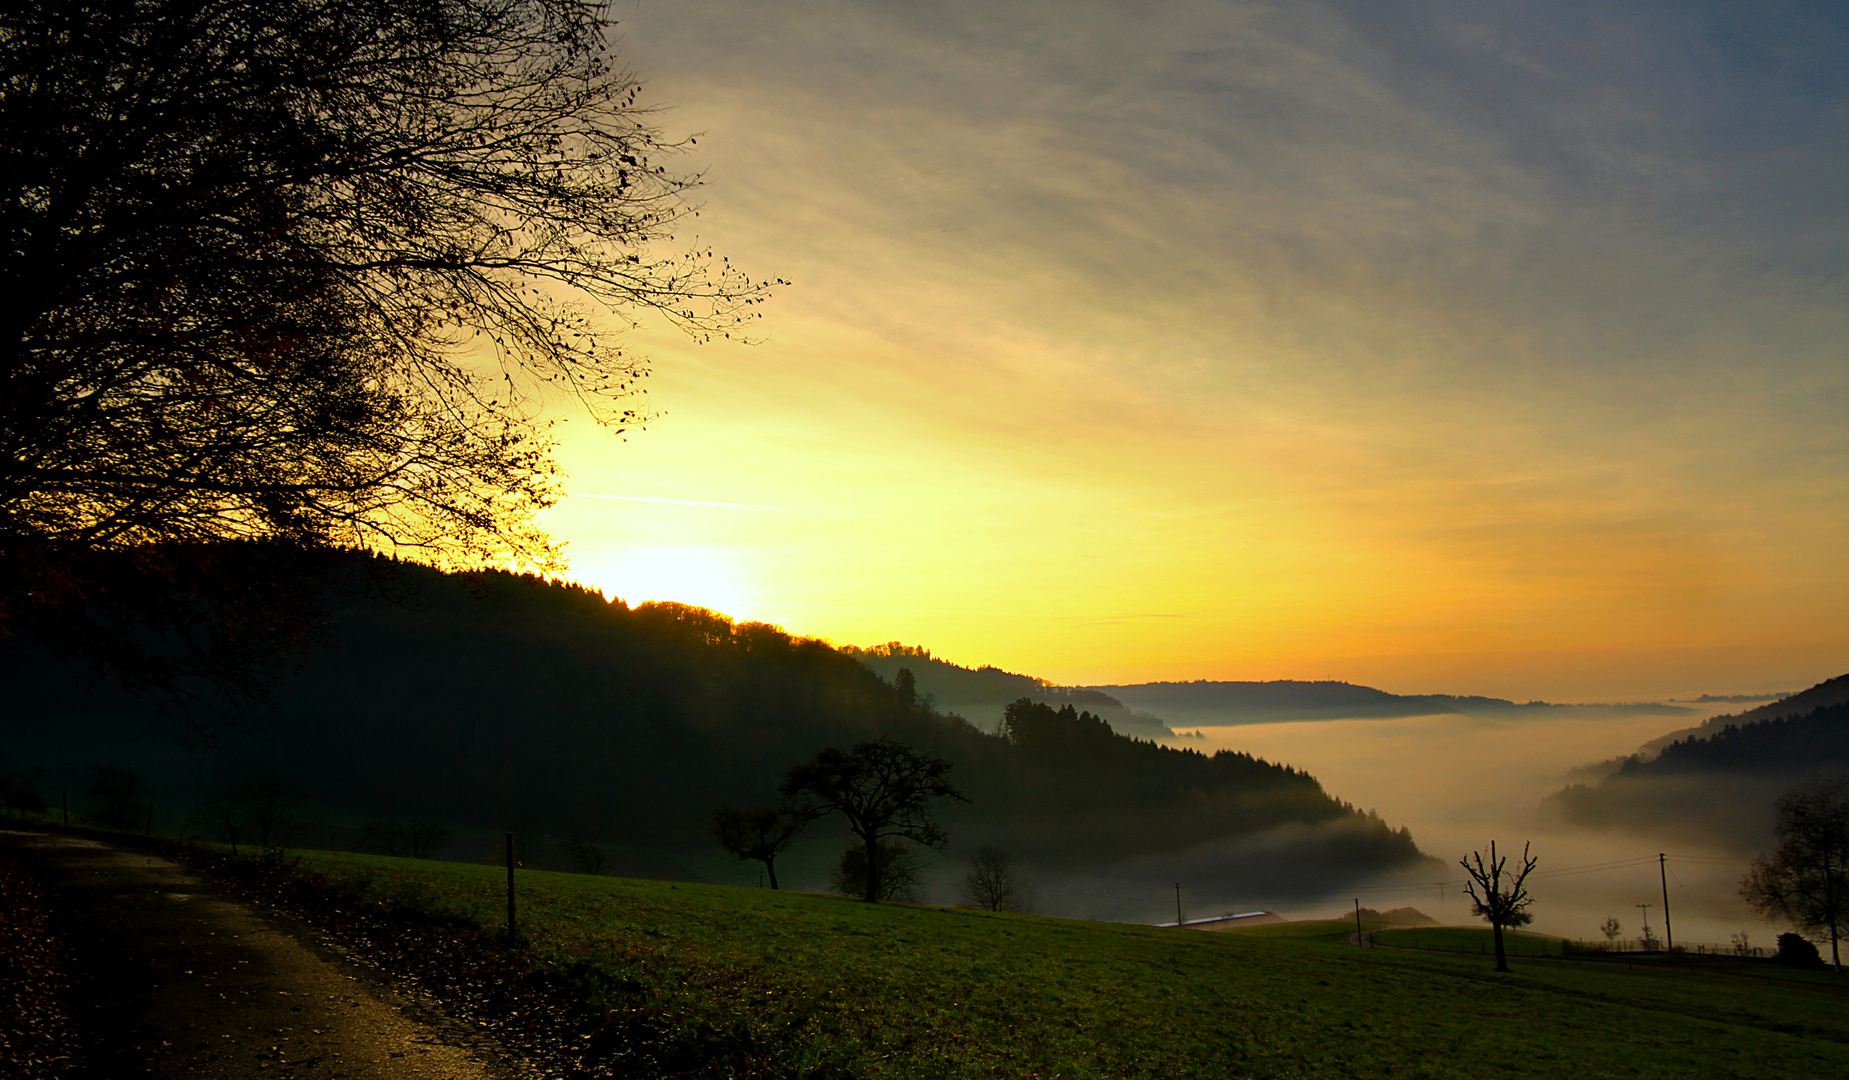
[291,850,1849,1079]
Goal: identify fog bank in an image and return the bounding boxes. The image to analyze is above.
[1162,707,1773,946]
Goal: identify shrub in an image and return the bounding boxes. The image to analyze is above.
[1775,932,1825,968]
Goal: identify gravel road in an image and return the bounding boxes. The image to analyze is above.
[2,830,535,1080]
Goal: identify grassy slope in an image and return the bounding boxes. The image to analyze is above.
[296,851,1849,1080]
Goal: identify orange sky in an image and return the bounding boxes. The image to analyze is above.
[535,1,1847,701]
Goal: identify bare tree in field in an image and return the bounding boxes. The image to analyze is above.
[782,739,966,903]
[713,805,812,890]
[1461,841,1537,972]
[1742,776,1849,972]
[960,846,1034,913]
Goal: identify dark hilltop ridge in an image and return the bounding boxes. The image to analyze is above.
[3,553,1431,908]
[1544,673,1849,850]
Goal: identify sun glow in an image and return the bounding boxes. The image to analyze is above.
[579,546,755,621]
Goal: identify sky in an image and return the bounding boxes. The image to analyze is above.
[534,0,1848,701]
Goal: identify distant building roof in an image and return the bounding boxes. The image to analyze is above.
[1154,911,1285,929]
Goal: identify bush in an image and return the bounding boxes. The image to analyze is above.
[1775,932,1825,968]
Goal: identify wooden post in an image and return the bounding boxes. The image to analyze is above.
[1354,898,1363,946]
[505,831,517,943]
[1174,883,1182,927]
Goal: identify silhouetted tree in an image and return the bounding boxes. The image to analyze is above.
[564,837,607,876]
[356,819,451,859]
[894,668,918,707]
[1775,931,1825,968]
[960,846,1033,913]
[1742,776,1849,972]
[712,804,811,890]
[3,0,777,731]
[0,766,48,818]
[86,766,150,830]
[782,738,966,902]
[1600,916,1622,947]
[1461,840,1537,972]
[830,838,924,902]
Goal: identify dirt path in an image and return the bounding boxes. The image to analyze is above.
[1,830,534,1080]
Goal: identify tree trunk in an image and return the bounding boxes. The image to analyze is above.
[862,834,882,903]
[1492,921,1509,972]
[762,858,780,891]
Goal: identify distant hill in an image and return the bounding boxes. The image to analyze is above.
[1088,680,1692,727]
[844,645,1175,738]
[1544,674,1849,849]
[2,554,1430,901]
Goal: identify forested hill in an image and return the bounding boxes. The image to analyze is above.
[843,644,1175,738]
[4,556,1428,898]
[1544,675,1849,850]
[1635,672,1849,755]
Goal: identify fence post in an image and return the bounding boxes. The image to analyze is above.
[505,831,517,943]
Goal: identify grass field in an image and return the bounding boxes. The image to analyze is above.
[291,850,1849,1079]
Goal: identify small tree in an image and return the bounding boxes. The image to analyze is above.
[712,804,811,890]
[894,668,918,707]
[0,766,48,818]
[564,837,607,876]
[960,846,1034,913]
[1600,917,1622,948]
[782,738,967,902]
[1461,840,1537,972]
[201,767,313,854]
[87,766,151,830]
[356,820,452,859]
[1776,932,1825,968]
[1741,776,1849,972]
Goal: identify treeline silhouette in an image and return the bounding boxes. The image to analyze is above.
[1625,703,1849,776]
[4,551,1423,878]
[845,643,1175,738]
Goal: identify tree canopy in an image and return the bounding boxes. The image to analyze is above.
[3,0,774,578]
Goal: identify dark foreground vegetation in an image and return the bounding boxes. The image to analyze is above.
[54,834,1849,1079]
[4,553,1427,899]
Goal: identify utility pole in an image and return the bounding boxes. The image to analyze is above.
[1174,883,1183,927]
[1658,853,1674,954]
[1636,903,1653,950]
